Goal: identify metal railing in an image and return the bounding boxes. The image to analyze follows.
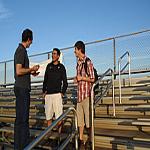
[91,68,115,150]
[24,107,78,150]
[118,51,131,103]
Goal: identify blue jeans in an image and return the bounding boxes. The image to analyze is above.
[14,87,30,150]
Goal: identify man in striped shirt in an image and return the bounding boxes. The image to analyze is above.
[74,41,95,149]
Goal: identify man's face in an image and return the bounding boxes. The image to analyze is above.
[26,39,32,48]
[74,47,80,58]
[52,50,59,62]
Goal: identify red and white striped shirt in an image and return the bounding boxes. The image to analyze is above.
[76,56,95,102]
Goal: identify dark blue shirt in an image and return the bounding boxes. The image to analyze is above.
[14,44,31,90]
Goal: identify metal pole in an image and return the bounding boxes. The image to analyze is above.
[112,72,116,117]
[118,60,122,104]
[128,55,131,86]
[113,38,116,77]
[73,109,78,150]
[91,86,95,150]
[4,62,6,85]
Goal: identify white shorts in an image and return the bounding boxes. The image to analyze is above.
[45,93,63,120]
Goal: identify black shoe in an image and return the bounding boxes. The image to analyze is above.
[78,139,85,150]
[85,140,92,150]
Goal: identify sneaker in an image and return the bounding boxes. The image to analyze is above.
[78,139,85,150]
[85,140,92,150]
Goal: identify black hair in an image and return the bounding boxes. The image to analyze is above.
[53,48,61,56]
[74,41,85,54]
[22,29,33,42]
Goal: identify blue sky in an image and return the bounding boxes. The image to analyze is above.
[0,0,150,62]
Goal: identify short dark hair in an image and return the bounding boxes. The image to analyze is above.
[74,41,85,54]
[53,48,60,56]
[22,29,33,42]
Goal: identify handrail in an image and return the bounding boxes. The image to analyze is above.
[118,51,131,103]
[24,107,78,150]
[91,68,115,150]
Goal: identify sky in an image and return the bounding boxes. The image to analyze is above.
[0,0,150,62]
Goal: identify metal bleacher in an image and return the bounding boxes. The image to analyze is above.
[0,71,150,149]
[0,29,150,149]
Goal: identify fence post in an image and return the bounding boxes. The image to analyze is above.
[4,62,6,85]
[113,38,116,78]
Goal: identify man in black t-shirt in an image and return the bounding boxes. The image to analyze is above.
[43,48,68,128]
[14,29,39,150]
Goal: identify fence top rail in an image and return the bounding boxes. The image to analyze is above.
[0,29,150,64]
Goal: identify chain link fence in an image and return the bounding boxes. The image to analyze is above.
[0,29,150,85]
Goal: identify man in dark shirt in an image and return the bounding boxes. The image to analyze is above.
[14,29,39,150]
[43,48,68,127]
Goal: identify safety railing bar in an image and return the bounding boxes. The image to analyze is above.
[120,62,129,73]
[94,70,114,108]
[120,51,129,59]
[118,51,131,104]
[128,55,131,86]
[94,68,113,86]
[95,81,113,107]
[24,107,78,150]
[91,68,115,150]
[94,89,110,109]
[94,81,112,108]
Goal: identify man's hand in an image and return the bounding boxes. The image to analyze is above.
[76,75,82,81]
[31,65,40,72]
[31,71,40,76]
[74,77,77,83]
[31,65,40,76]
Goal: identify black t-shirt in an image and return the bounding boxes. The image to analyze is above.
[43,62,68,95]
[14,43,31,90]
